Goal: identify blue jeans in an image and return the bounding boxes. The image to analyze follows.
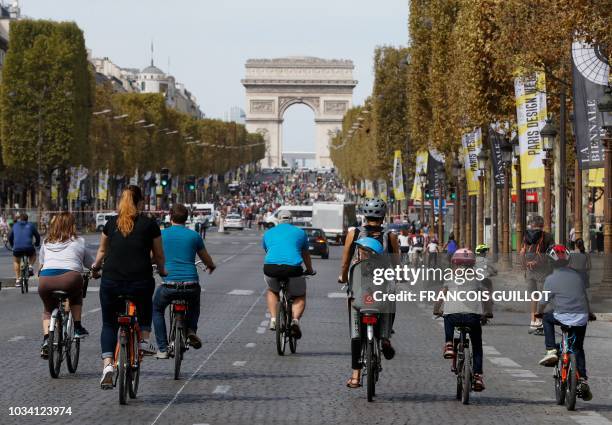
[543,312,587,378]
[100,277,154,359]
[152,284,201,352]
[443,313,483,374]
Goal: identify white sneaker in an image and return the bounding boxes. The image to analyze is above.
[155,351,169,359]
[139,340,156,356]
[100,364,114,389]
[269,317,276,331]
[539,349,558,366]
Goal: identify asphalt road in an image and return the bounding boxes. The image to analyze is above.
[0,228,611,425]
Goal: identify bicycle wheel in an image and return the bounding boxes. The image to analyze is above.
[118,341,129,405]
[366,339,375,402]
[565,354,578,411]
[48,316,63,378]
[275,300,286,356]
[288,303,297,354]
[129,330,140,399]
[455,347,463,400]
[174,322,184,380]
[554,361,566,405]
[461,345,471,405]
[66,313,80,373]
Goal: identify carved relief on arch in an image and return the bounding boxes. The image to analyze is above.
[278,96,320,116]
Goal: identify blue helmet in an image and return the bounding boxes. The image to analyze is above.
[355,237,384,255]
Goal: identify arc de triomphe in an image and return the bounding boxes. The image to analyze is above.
[242,57,357,168]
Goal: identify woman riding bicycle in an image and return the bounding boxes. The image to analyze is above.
[38,212,94,359]
[92,185,167,389]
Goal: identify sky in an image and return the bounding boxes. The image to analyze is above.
[20,0,408,152]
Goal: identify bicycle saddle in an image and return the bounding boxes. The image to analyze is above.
[52,290,69,297]
[455,326,472,332]
[360,308,381,315]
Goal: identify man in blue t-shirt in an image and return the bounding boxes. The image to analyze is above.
[262,210,314,338]
[152,204,216,358]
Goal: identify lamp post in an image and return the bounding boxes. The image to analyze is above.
[477,149,488,245]
[452,157,462,246]
[419,169,427,225]
[512,134,524,253]
[459,166,467,248]
[436,164,445,244]
[500,136,513,265]
[541,117,557,235]
[596,86,612,295]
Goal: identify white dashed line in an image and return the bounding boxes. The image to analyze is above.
[488,357,521,368]
[8,336,25,342]
[502,369,538,378]
[516,379,545,383]
[222,254,238,263]
[327,292,346,298]
[483,345,501,355]
[573,412,612,425]
[260,320,268,327]
[256,327,266,334]
[212,385,231,394]
[245,342,256,348]
[227,289,254,296]
[233,361,246,367]
[265,312,271,318]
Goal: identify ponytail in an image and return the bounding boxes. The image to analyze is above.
[117,185,143,237]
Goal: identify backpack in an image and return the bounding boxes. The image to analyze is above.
[349,225,392,263]
[446,240,457,255]
[414,235,424,248]
[521,230,550,270]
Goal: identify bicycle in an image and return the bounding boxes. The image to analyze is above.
[554,325,581,411]
[452,326,473,405]
[47,290,80,378]
[19,255,29,294]
[275,270,315,356]
[359,308,383,402]
[166,283,198,380]
[113,296,143,405]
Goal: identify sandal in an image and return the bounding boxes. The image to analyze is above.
[443,342,455,359]
[346,376,362,388]
[473,374,485,392]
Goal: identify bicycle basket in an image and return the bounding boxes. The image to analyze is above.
[349,258,394,312]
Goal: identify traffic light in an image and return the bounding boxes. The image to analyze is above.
[160,168,170,187]
[449,188,457,200]
[424,189,431,200]
[187,175,196,191]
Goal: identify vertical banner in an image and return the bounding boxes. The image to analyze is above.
[572,61,606,169]
[98,169,109,201]
[51,170,59,201]
[377,179,388,201]
[426,148,446,196]
[365,180,374,198]
[461,129,482,195]
[129,168,139,186]
[156,173,163,196]
[488,127,506,188]
[514,73,547,188]
[68,167,80,201]
[392,150,406,201]
[410,150,429,200]
[587,168,604,187]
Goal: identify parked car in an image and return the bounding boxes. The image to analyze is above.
[95,212,117,232]
[303,227,329,259]
[224,213,244,230]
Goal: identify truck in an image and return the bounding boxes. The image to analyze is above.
[264,205,313,228]
[311,202,357,244]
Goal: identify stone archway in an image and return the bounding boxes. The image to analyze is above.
[242,57,357,168]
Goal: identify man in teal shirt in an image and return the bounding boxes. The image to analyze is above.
[152,204,216,358]
[262,210,314,338]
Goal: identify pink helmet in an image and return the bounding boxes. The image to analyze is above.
[451,248,476,266]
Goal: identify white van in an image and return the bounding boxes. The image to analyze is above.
[312,202,356,243]
[264,205,313,228]
[95,212,118,232]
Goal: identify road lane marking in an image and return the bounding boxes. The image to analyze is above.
[327,292,346,298]
[516,379,545,383]
[8,336,25,342]
[573,412,612,425]
[245,342,256,348]
[228,289,254,296]
[502,369,538,378]
[260,320,268,326]
[150,289,264,425]
[221,244,251,264]
[256,327,266,334]
[233,361,246,367]
[265,312,270,318]
[483,345,500,355]
[488,357,521,368]
[88,307,101,313]
[212,385,231,394]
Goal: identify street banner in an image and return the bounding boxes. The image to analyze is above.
[378,179,388,201]
[410,150,429,200]
[129,169,139,186]
[156,173,163,196]
[98,169,109,201]
[488,127,506,188]
[587,168,604,187]
[461,128,482,196]
[426,148,445,197]
[392,150,406,201]
[365,180,374,198]
[67,166,87,201]
[51,170,59,201]
[171,174,179,195]
[514,73,547,188]
[572,62,607,170]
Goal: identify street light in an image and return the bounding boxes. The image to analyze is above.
[596,86,612,278]
[597,86,612,130]
[500,137,513,262]
[540,117,557,234]
[436,164,445,243]
[452,157,462,246]
[419,169,427,225]
[511,134,524,251]
[477,149,488,245]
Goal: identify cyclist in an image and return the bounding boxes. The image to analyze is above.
[475,244,497,277]
[38,212,94,358]
[152,204,216,359]
[410,229,425,266]
[91,185,167,389]
[434,248,489,392]
[520,215,554,334]
[535,244,594,401]
[262,210,314,338]
[8,213,41,287]
[339,198,400,388]
[398,226,410,265]
[442,234,458,265]
[427,236,440,267]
